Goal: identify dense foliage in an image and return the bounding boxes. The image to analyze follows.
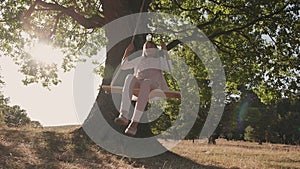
[218,88,300,145]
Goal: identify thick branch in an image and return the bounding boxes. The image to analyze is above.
[167,39,181,51]
[166,35,208,51]
[167,3,289,51]
[24,0,106,29]
[23,0,39,19]
[49,12,63,38]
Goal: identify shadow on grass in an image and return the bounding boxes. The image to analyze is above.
[0,129,39,169]
[70,128,229,169]
[32,128,115,169]
[121,151,229,169]
[0,127,234,169]
[0,127,120,169]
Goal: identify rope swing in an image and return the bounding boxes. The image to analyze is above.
[102,0,181,99]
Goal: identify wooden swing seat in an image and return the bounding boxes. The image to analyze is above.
[102,85,181,99]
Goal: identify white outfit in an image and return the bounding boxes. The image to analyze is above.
[121,54,172,75]
[119,52,172,122]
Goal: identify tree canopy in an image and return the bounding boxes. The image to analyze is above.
[0,0,298,103]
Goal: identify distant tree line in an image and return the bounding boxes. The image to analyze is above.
[218,88,300,145]
[184,86,300,145]
[149,83,299,145]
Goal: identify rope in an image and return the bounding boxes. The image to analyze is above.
[110,0,146,86]
[131,0,146,44]
[164,52,175,89]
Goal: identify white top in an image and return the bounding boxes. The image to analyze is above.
[120,53,173,100]
[121,55,172,76]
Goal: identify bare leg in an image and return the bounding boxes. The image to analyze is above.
[125,79,158,136]
[134,79,158,114]
[120,74,137,118]
[116,74,138,126]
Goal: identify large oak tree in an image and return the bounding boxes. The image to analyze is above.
[0,0,298,143]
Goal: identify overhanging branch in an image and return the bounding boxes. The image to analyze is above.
[49,12,63,38]
[24,0,106,29]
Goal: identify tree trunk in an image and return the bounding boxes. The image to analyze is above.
[208,134,218,144]
[81,0,166,157]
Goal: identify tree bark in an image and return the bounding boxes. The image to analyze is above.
[24,0,166,156]
[83,0,154,139]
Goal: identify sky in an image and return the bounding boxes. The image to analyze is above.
[0,44,104,126]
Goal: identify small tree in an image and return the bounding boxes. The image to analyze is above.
[244,125,255,142]
[0,73,6,126]
[4,105,31,127]
[30,120,43,128]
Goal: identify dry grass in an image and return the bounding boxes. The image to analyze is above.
[170,139,300,169]
[0,126,131,169]
[1,126,299,169]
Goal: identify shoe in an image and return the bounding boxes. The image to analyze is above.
[114,115,129,126]
[125,121,138,136]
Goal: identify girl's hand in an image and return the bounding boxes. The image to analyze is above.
[123,43,134,60]
[161,43,167,50]
[126,43,135,52]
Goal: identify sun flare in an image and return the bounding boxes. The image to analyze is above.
[28,42,63,65]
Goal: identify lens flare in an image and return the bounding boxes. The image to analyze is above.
[237,101,249,131]
[27,42,63,65]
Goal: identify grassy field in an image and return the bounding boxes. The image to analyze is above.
[170,139,300,169]
[0,126,299,169]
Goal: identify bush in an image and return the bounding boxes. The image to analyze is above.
[244,125,255,142]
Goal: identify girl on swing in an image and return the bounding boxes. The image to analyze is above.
[114,35,171,136]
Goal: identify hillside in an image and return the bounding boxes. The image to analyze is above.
[1,126,300,169]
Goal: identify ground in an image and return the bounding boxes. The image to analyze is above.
[0,126,299,169]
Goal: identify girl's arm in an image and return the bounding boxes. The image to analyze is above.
[122,43,134,59]
[121,45,142,70]
[121,58,140,70]
[161,42,172,71]
[161,42,168,55]
[121,43,136,70]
